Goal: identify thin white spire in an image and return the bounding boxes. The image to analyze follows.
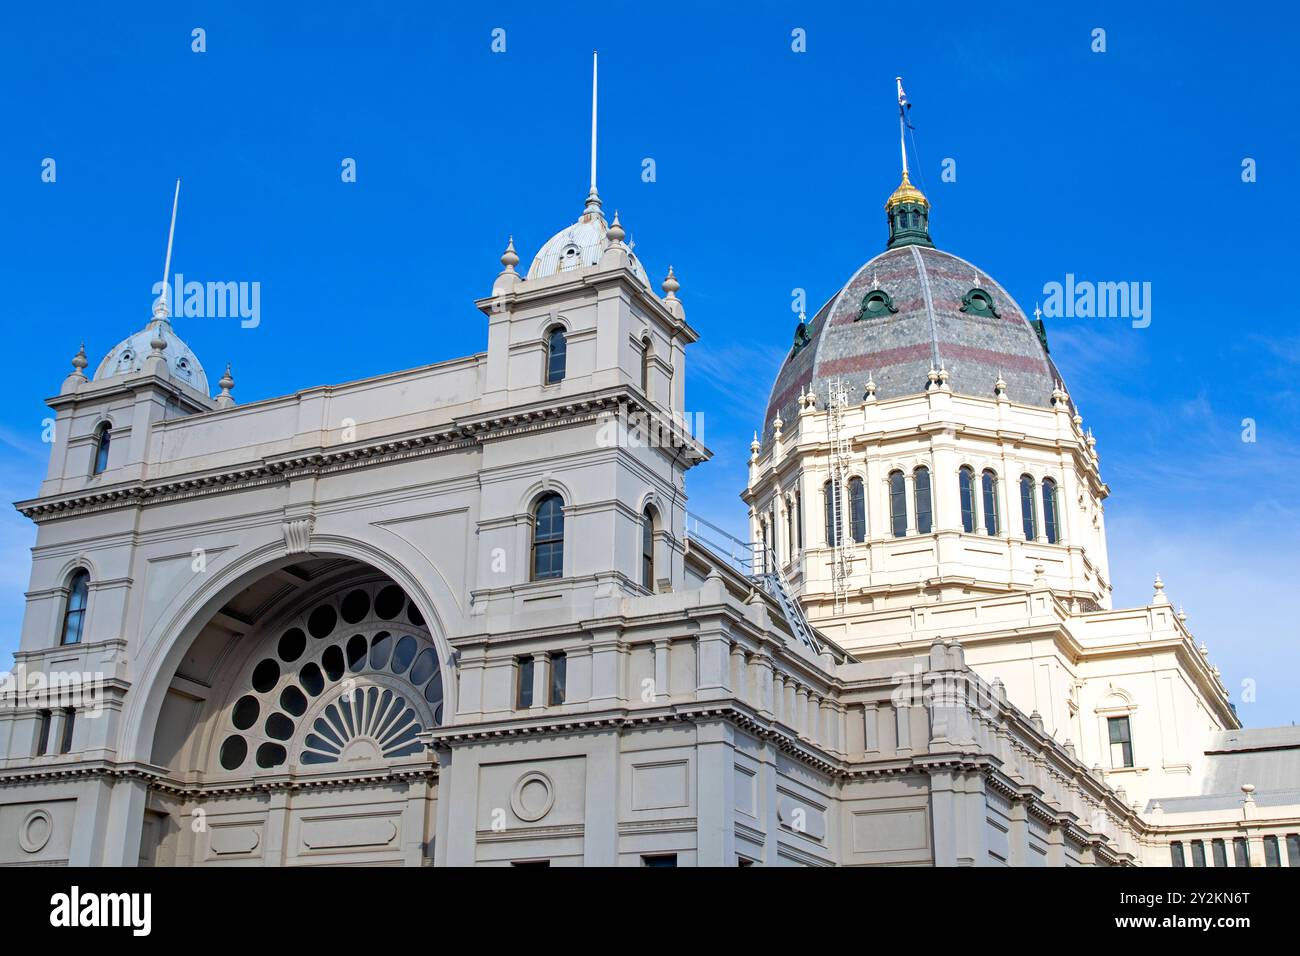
[584,51,602,217]
[896,77,910,176]
[156,179,181,320]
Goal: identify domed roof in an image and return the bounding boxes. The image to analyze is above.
[763,243,1064,439]
[94,317,209,393]
[526,204,650,288]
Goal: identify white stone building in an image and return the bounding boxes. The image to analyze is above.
[0,99,1295,867]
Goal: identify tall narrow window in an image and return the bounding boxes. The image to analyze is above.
[761,520,770,573]
[769,507,777,565]
[545,327,567,384]
[531,493,565,580]
[1191,840,1207,867]
[640,338,651,394]
[889,471,907,537]
[516,657,534,708]
[59,708,75,754]
[1234,837,1250,867]
[1041,478,1060,544]
[1019,475,1038,541]
[1264,835,1281,867]
[981,470,1000,535]
[848,477,866,543]
[91,423,111,475]
[548,652,567,706]
[1286,833,1299,866]
[959,467,976,533]
[786,498,795,558]
[35,710,51,756]
[641,507,656,590]
[796,491,804,549]
[823,480,841,547]
[1170,842,1185,867]
[913,466,932,534]
[61,569,90,645]
[1108,716,1134,768]
[1213,839,1228,867]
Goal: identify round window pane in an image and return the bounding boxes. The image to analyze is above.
[232,695,260,730]
[265,712,295,741]
[346,634,368,672]
[219,735,247,770]
[370,631,393,670]
[410,648,438,686]
[340,589,370,624]
[407,602,424,627]
[251,659,280,694]
[322,645,345,681]
[390,635,417,674]
[255,743,287,769]
[307,604,337,639]
[280,685,308,716]
[374,585,405,620]
[299,662,325,697]
[277,627,306,663]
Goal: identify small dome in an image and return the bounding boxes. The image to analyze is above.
[885,170,929,211]
[762,244,1065,441]
[526,208,650,287]
[94,319,209,393]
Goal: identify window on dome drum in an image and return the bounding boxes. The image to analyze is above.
[1108,716,1134,768]
[61,569,90,645]
[959,467,976,533]
[981,470,1000,535]
[848,477,866,543]
[544,327,567,384]
[1019,475,1038,541]
[823,480,842,547]
[1264,835,1281,867]
[1191,840,1207,867]
[1170,842,1185,867]
[1213,838,1228,867]
[641,507,656,590]
[34,710,51,756]
[58,708,75,754]
[548,652,567,706]
[91,423,111,475]
[1287,833,1300,866]
[1041,478,1060,544]
[889,471,907,538]
[531,493,564,580]
[913,466,933,534]
[1234,837,1250,867]
[516,656,534,709]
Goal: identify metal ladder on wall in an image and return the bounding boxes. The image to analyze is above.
[684,513,823,655]
[826,377,855,613]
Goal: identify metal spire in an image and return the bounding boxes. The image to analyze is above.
[155,179,181,320]
[584,51,602,218]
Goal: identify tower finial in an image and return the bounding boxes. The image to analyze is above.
[885,80,932,250]
[155,179,181,321]
[584,51,602,218]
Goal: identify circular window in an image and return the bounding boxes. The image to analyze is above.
[219,735,248,770]
[374,585,405,620]
[340,589,370,624]
[277,628,306,663]
[307,604,337,639]
[251,659,279,693]
[232,695,260,730]
[256,742,287,769]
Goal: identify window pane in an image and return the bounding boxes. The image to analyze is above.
[35,710,51,756]
[1264,835,1281,867]
[959,468,975,533]
[517,658,534,708]
[549,653,567,706]
[1234,837,1249,867]
[1191,841,1206,867]
[824,481,840,547]
[546,329,567,384]
[1042,479,1059,544]
[59,709,75,754]
[1019,476,1037,540]
[642,510,655,589]
[62,571,90,645]
[981,471,999,535]
[92,425,111,475]
[533,494,564,580]
[849,478,866,542]
[1213,839,1228,867]
[1170,842,1185,867]
[889,472,907,537]
[1286,834,1300,866]
[913,467,932,534]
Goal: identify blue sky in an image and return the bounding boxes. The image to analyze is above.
[1,2,1296,726]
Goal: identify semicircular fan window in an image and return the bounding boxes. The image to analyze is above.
[216,582,444,774]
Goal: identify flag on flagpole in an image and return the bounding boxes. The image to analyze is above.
[896,77,914,129]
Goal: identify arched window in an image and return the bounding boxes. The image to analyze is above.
[888,471,907,537]
[958,467,976,533]
[1019,475,1038,541]
[640,338,651,394]
[823,480,841,547]
[769,505,778,565]
[1041,478,1060,544]
[641,507,656,590]
[785,497,795,558]
[848,477,866,543]
[531,493,565,580]
[981,470,1000,535]
[913,466,933,534]
[545,327,567,385]
[91,423,111,475]
[61,569,90,645]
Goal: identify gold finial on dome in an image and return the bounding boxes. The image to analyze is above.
[885,170,929,211]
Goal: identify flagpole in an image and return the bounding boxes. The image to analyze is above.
[896,77,909,176]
